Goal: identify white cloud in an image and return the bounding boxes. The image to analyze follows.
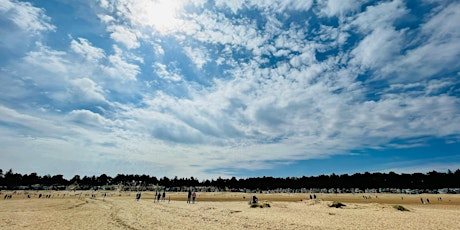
[381,2,460,83]
[348,0,407,33]
[275,0,313,12]
[317,0,369,17]
[69,78,107,103]
[22,43,70,76]
[215,0,314,13]
[71,38,106,62]
[0,0,55,34]
[350,27,404,70]
[67,109,112,127]
[421,2,460,42]
[0,105,74,139]
[97,14,114,24]
[183,46,210,69]
[99,0,189,35]
[107,25,141,49]
[2,39,141,111]
[214,0,246,14]
[103,46,140,81]
[153,62,182,81]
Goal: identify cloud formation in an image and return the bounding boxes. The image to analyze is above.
[1,0,459,178]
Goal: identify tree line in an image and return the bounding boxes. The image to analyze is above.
[1,168,459,190]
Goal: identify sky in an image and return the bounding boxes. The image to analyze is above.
[1,0,460,180]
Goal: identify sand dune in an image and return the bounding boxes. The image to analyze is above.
[1,191,459,229]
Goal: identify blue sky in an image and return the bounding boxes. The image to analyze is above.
[1,0,459,179]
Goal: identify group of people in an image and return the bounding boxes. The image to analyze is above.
[187,190,197,204]
[154,190,166,202]
[38,194,53,199]
[420,197,432,204]
[134,190,195,203]
[420,197,445,204]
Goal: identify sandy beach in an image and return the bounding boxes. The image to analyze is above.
[1,191,459,229]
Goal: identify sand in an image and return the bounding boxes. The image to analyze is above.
[1,191,459,229]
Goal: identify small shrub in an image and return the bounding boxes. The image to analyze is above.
[393,205,410,212]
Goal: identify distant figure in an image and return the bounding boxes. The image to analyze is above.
[192,191,197,204]
[309,194,313,199]
[313,194,317,199]
[135,192,141,201]
[426,198,430,204]
[154,191,158,203]
[162,191,166,202]
[157,193,161,202]
[252,195,258,204]
[187,190,192,204]
[420,198,424,204]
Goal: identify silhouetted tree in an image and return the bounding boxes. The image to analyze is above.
[1,168,460,191]
[69,175,81,185]
[23,172,40,186]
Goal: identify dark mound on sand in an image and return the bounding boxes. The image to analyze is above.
[328,202,346,208]
[393,205,410,211]
[249,201,271,208]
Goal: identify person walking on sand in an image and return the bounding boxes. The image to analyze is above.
[162,190,166,202]
[187,190,192,204]
[252,195,258,204]
[192,191,197,204]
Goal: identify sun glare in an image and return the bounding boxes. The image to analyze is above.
[136,0,185,34]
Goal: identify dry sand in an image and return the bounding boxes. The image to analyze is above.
[1,191,459,229]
